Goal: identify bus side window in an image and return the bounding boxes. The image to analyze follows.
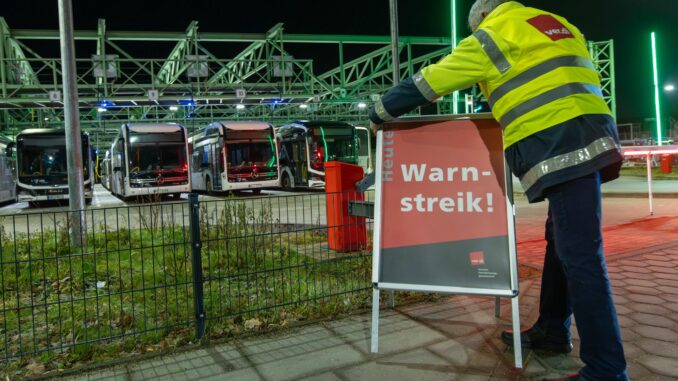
[192,150,201,172]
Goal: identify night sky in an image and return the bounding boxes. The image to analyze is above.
[2,0,677,122]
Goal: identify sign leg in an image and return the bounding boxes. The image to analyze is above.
[495,297,501,317]
[511,296,523,368]
[371,286,381,353]
[389,290,395,309]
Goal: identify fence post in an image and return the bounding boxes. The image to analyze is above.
[189,193,206,339]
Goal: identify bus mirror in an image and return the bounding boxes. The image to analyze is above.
[5,142,15,157]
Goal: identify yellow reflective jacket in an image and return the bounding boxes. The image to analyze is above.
[417,1,611,149]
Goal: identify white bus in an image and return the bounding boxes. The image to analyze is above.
[109,123,190,200]
[190,121,279,194]
[100,150,112,191]
[0,137,17,204]
[276,121,370,189]
[14,128,93,207]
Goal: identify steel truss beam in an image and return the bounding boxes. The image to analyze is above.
[588,40,616,119]
[0,17,615,138]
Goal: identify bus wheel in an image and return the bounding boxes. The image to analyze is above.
[28,201,40,208]
[85,198,92,205]
[281,173,292,190]
[173,193,181,200]
[251,189,262,195]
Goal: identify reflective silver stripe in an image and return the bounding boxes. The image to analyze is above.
[413,71,438,102]
[499,82,603,129]
[488,56,596,107]
[520,136,619,191]
[473,29,512,74]
[375,99,395,122]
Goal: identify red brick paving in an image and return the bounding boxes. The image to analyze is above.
[517,216,678,269]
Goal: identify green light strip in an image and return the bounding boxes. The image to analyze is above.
[319,126,329,162]
[267,134,276,167]
[651,32,662,146]
[452,0,459,114]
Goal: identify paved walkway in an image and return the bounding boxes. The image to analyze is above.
[51,198,678,381]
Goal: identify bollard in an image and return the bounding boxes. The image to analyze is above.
[325,162,367,252]
[188,193,206,339]
[660,154,672,174]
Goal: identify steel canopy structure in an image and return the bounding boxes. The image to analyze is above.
[0,18,616,145]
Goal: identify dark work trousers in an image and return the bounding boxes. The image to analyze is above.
[539,172,628,381]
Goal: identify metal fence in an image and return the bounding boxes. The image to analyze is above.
[0,190,373,362]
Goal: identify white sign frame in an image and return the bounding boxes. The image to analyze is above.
[370,114,523,368]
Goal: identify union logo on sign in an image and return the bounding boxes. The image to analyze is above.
[469,251,486,266]
[527,15,574,41]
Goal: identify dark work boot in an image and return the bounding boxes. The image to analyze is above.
[501,325,573,354]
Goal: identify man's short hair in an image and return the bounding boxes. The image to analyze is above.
[468,0,509,31]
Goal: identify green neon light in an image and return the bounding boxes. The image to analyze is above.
[651,32,662,146]
[267,134,276,167]
[319,126,329,162]
[451,0,459,114]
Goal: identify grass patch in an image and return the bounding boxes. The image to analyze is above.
[0,198,373,379]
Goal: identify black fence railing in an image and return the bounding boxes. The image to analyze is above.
[0,190,373,363]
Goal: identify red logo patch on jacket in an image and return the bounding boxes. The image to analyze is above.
[527,15,574,41]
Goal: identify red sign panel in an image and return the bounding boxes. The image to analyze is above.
[377,118,512,290]
[381,119,507,250]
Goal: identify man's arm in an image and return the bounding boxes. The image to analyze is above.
[369,34,492,127]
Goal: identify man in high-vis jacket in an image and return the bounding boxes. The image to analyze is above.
[369,1,627,380]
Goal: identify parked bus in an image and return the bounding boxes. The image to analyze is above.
[109,123,190,200]
[190,121,279,194]
[275,121,370,189]
[100,150,112,191]
[14,128,93,207]
[0,137,17,204]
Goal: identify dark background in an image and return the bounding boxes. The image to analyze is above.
[2,0,677,122]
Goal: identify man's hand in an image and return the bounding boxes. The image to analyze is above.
[370,121,381,136]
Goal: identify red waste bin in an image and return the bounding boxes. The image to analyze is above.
[660,154,672,174]
[325,161,367,252]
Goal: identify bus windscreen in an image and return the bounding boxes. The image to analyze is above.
[311,126,357,165]
[18,135,90,185]
[128,130,188,183]
[222,129,276,181]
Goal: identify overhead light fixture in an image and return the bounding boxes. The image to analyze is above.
[299,104,309,109]
[99,99,112,108]
[236,104,246,110]
[665,84,675,92]
[44,117,49,121]
[97,107,107,113]
[357,102,367,109]
[169,106,179,111]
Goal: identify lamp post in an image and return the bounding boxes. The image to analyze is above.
[58,0,87,247]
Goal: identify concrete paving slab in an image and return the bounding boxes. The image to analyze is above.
[324,309,449,356]
[338,348,459,381]
[237,325,365,381]
[637,355,678,378]
[297,372,344,381]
